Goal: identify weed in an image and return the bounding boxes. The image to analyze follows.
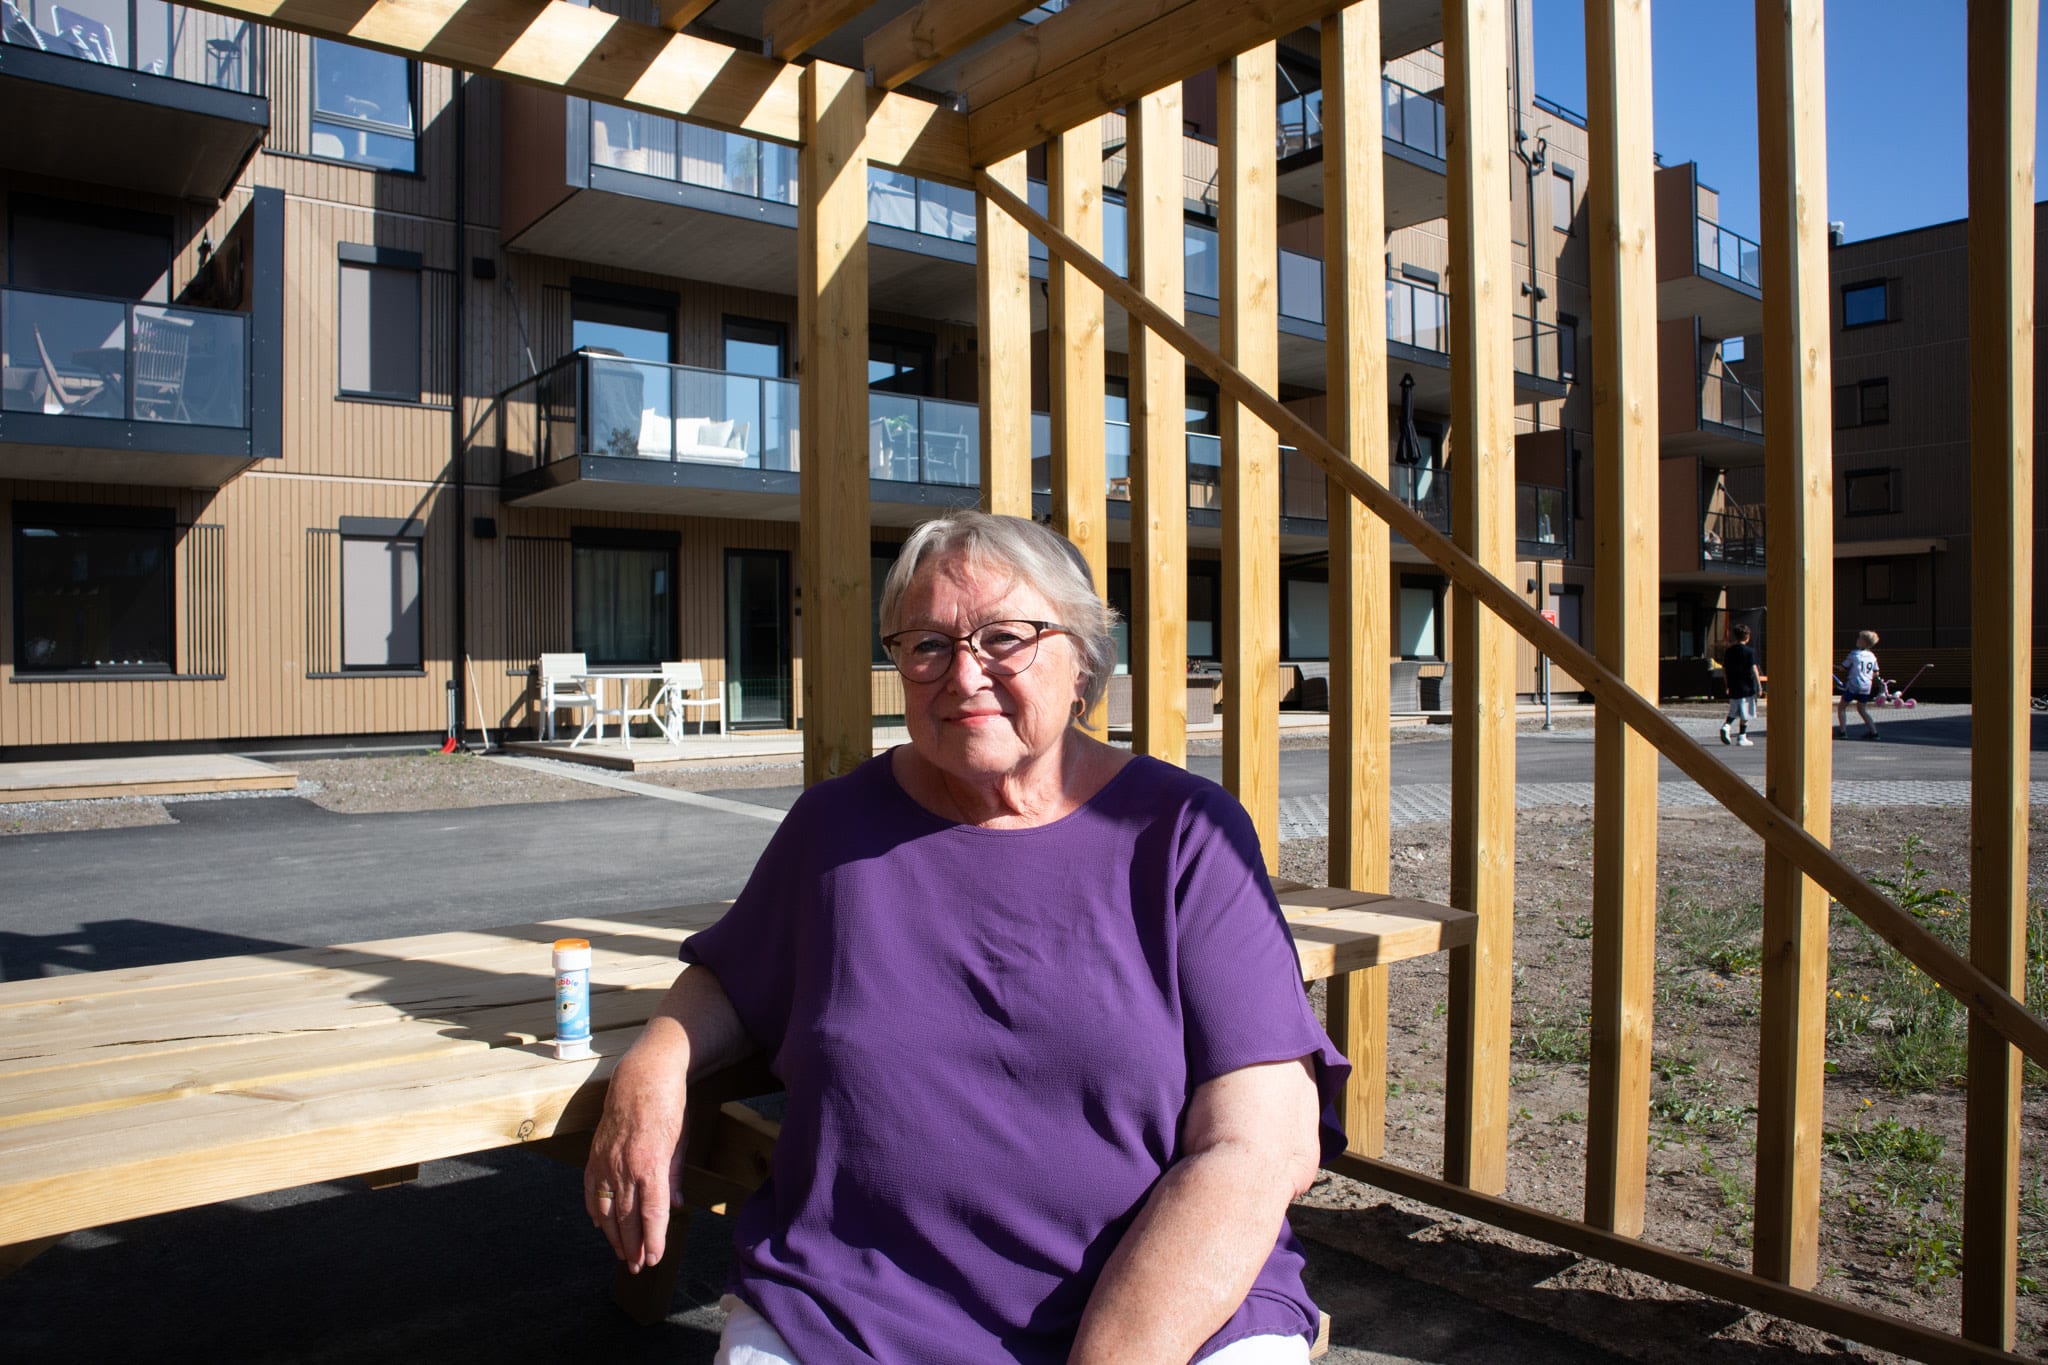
[1662,888,1765,977]
[1559,913,1595,941]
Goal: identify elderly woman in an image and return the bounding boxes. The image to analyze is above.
[587,511,1347,1363]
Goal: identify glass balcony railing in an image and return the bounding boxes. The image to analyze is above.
[1277,78,1446,162]
[1388,275,1563,382]
[501,353,799,473]
[1393,462,1450,534]
[1697,218,1762,288]
[1702,505,1765,569]
[1517,483,1570,558]
[869,392,980,486]
[1700,365,1764,435]
[0,0,264,93]
[2,287,249,428]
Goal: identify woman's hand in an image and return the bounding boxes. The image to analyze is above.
[584,965,751,1273]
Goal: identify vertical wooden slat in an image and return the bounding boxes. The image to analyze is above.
[1582,0,1661,1236]
[1126,86,1188,766]
[1963,0,2036,1344]
[1320,0,1391,1157]
[1752,0,1834,1288]
[1048,119,1108,699]
[1442,0,1516,1194]
[1218,43,1280,871]
[796,59,873,786]
[977,150,1035,518]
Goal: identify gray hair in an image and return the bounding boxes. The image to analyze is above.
[879,511,1120,719]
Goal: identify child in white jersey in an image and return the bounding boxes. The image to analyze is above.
[1836,629,1881,739]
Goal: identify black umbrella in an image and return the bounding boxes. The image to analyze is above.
[1395,372,1424,466]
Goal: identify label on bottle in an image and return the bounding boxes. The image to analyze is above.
[554,967,592,1059]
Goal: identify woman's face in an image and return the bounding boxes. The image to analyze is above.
[890,549,1086,786]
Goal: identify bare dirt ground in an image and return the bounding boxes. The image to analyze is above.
[5,738,2042,1360]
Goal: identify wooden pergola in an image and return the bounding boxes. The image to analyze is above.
[184,0,2037,1356]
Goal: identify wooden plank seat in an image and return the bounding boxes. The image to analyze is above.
[0,889,1471,1357]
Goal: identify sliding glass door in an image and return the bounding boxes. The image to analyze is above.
[724,549,791,729]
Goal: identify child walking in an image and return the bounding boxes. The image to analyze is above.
[1719,624,1760,746]
[1837,629,1882,739]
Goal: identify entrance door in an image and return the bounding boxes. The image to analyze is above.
[725,549,791,729]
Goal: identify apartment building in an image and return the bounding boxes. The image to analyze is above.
[0,0,1762,754]
[1825,206,2048,699]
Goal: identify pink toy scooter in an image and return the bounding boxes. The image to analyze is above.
[1875,663,1933,708]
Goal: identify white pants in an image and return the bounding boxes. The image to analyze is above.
[716,1295,1313,1364]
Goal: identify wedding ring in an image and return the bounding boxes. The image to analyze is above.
[595,1184,615,1200]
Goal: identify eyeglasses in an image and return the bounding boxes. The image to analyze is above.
[880,619,1073,683]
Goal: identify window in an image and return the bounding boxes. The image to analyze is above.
[1863,558,1916,605]
[339,251,421,400]
[1398,577,1442,658]
[1188,561,1221,661]
[1721,336,1745,365]
[573,291,673,363]
[723,317,787,378]
[1843,467,1896,516]
[1552,169,1574,233]
[573,532,675,665]
[311,39,417,172]
[341,534,422,670]
[1107,567,1132,673]
[12,505,173,673]
[1284,573,1329,660]
[869,331,934,395]
[1842,278,1890,328]
[1557,313,1579,380]
[871,542,901,666]
[1834,378,1890,429]
[8,195,173,300]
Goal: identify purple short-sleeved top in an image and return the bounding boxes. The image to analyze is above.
[678,751,1349,1363]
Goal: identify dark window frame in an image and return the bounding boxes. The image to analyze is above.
[11,502,176,676]
[722,316,790,378]
[1551,167,1575,235]
[310,38,421,175]
[1863,557,1917,606]
[1556,312,1579,380]
[337,246,424,402]
[570,527,679,668]
[338,529,425,673]
[1841,277,1892,329]
[1842,466,1897,517]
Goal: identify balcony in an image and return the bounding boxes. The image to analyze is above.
[0,1,266,199]
[0,191,279,487]
[1655,162,1764,338]
[1386,275,1571,411]
[1659,320,1766,464]
[1701,504,1766,574]
[1275,76,1448,230]
[495,353,996,525]
[499,94,983,322]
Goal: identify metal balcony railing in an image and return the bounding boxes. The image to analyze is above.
[1,287,249,429]
[1700,365,1765,435]
[1702,506,1766,569]
[1,0,265,93]
[1517,482,1570,558]
[1696,217,1762,288]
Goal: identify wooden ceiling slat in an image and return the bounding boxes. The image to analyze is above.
[655,0,717,31]
[762,0,872,60]
[176,0,968,182]
[865,0,1043,93]
[967,0,1346,164]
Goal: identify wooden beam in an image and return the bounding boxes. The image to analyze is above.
[975,170,2048,1077]
[959,0,1195,112]
[977,152,1036,519]
[176,0,970,183]
[1218,44,1281,873]
[1963,0,2036,1346]
[967,0,1346,165]
[1752,0,1834,1291]
[797,61,873,787]
[866,0,1042,92]
[1127,87,1190,765]
[763,0,869,60]
[1320,0,1391,1160]
[654,0,716,31]
[1328,1152,2040,1365]
[1048,120,1109,719]
[1440,0,1515,1197]
[1581,0,1660,1239]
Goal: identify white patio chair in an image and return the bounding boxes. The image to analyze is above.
[656,661,727,740]
[538,652,599,744]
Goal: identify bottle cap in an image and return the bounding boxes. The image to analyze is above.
[553,937,592,970]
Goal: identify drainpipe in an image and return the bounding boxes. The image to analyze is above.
[1505,0,1547,430]
[451,70,469,746]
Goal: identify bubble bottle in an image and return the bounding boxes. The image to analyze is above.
[553,937,593,1060]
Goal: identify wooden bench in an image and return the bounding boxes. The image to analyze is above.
[0,891,1472,1345]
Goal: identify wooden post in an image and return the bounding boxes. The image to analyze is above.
[1218,43,1280,871]
[1320,0,1391,1158]
[1127,87,1190,765]
[978,151,1035,518]
[1048,119,1108,724]
[1752,0,1833,1287]
[1963,0,2036,1345]
[797,60,872,787]
[1581,0,1660,1236]
[1441,0,1516,1194]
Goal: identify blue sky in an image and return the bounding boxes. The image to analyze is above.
[1531,1,2045,243]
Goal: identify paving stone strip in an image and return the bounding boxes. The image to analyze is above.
[488,754,787,824]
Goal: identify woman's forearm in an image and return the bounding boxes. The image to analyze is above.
[1069,1140,1304,1362]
